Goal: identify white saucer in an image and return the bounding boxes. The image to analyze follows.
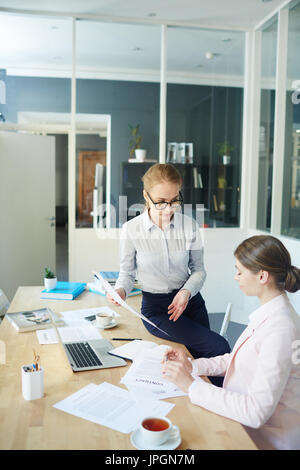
[92,319,118,329]
[130,427,181,450]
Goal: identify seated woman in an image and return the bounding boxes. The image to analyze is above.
[162,235,300,450]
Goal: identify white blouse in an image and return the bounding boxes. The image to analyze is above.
[115,210,206,297]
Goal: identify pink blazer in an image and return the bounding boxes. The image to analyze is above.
[189,294,300,450]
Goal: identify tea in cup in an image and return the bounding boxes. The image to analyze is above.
[140,416,176,446]
[95,312,113,328]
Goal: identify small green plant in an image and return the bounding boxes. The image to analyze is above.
[128,124,142,158]
[217,141,235,156]
[44,267,56,279]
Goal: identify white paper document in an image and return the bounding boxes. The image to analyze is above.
[92,271,169,336]
[60,306,119,327]
[121,348,187,399]
[53,382,174,434]
[36,324,102,344]
[109,339,166,361]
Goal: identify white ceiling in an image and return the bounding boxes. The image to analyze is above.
[0,0,289,29]
[0,0,298,85]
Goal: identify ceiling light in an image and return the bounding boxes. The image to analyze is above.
[221,38,232,43]
[205,51,215,60]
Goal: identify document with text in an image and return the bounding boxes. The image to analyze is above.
[93,271,169,336]
[53,382,174,433]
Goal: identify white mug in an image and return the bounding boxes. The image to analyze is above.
[96,312,113,327]
[140,416,177,446]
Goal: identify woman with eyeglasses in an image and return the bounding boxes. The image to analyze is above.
[107,163,230,386]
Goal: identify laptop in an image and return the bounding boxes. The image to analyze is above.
[47,307,127,372]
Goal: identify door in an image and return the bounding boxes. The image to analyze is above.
[77,150,106,227]
[0,132,55,300]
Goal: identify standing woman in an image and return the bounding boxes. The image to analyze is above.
[108,163,230,386]
[162,235,300,450]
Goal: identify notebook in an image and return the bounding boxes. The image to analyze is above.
[47,307,127,372]
[40,282,86,300]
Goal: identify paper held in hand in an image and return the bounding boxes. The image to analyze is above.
[92,271,169,336]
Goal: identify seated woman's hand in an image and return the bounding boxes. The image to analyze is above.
[106,288,126,306]
[162,358,194,393]
[162,347,192,373]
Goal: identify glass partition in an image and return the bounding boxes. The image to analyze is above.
[0,14,72,123]
[75,20,161,228]
[256,17,278,231]
[281,2,300,239]
[0,13,72,280]
[166,27,245,227]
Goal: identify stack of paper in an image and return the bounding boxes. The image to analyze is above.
[109,339,165,361]
[36,324,103,345]
[36,307,118,344]
[53,382,174,434]
[60,306,119,327]
[118,343,187,399]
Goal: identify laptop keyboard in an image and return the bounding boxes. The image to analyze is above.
[65,342,103,368]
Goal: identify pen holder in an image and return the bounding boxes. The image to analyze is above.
[21,365,44,400]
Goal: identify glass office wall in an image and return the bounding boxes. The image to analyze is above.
[75,20,161,228]
[166,27,245,227]
[281,2,300,239]
[257,18,278,232]
[0,14,72,123]
[0,14,72,280]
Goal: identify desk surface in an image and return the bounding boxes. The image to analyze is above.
[0,287,257,450]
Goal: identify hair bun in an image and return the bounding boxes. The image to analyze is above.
[285,265,300,293]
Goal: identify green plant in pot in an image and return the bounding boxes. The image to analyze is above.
[128,124,146,161]
[217,141,235,165]
[44,267,57,291]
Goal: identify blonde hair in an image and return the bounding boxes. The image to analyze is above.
[142,163,182,209]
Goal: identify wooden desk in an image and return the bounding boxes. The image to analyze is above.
[0,287,257,450]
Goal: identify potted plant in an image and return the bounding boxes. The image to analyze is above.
[44,267,57,291]
[217,141,235,165]
[128,124,146,161]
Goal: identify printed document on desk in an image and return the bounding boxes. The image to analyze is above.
[109,339,167,361]
[60,306,119,327]
[53,382,174,434]
[93,271,169,336]
[121,347,187,399]
[36,324,103,344]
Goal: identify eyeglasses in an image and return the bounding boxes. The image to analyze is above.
[146,191,183,210]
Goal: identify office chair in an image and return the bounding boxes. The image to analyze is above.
[0,289,10,320]
[220,303,232,337]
